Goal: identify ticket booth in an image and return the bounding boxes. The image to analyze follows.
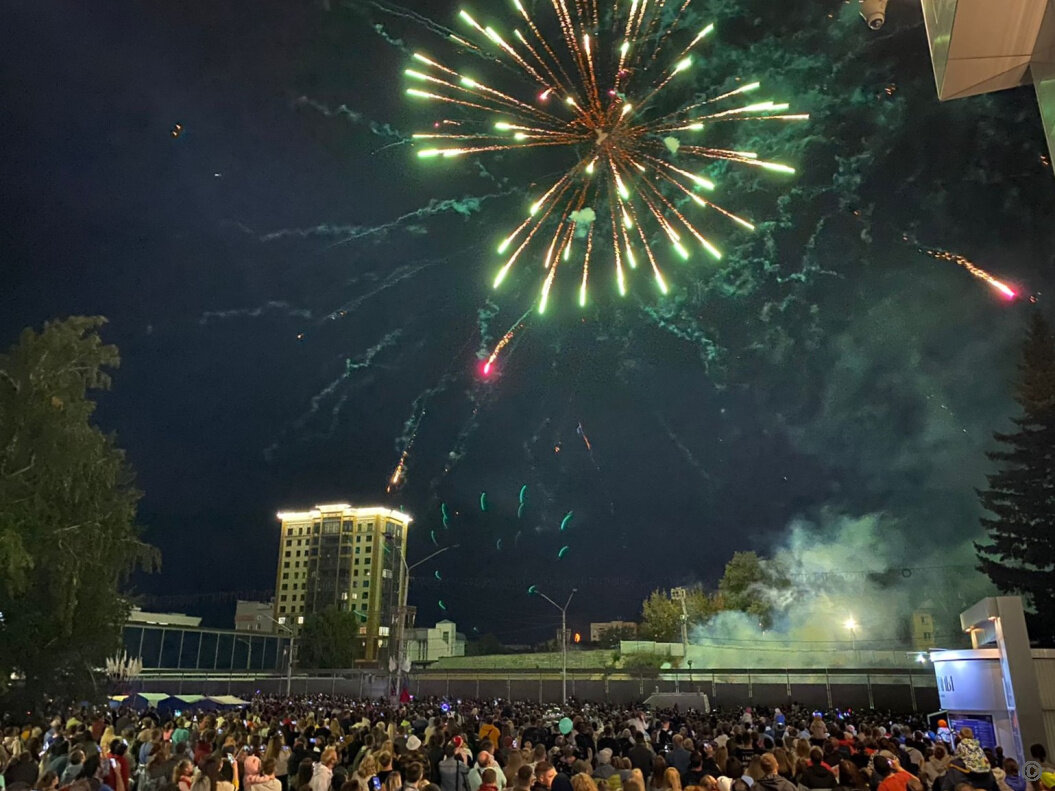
[930,597,1045,764]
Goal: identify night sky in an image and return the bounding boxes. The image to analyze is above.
[4,0,1054,642]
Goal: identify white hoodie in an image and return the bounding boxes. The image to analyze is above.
[310,763,333,791]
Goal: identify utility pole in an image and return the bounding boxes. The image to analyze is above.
[529,586,577,702]
[671,587,688,693]
[259,614,295,696]
[392,544,458,702]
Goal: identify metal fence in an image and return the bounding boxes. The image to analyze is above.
[123,624,289,672]
[132,664,937,710]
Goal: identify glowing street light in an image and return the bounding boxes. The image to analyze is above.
[844,617,858,650]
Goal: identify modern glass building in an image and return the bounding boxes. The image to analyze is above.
[921,0,1055,174]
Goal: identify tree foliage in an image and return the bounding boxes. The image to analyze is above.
[718,551,789,629]
[639,588,724,641]
[595,624,638,648]
[296,606,364,668]
[0,317,158,705]
[976,312,1055,645]
[466,633,506,656]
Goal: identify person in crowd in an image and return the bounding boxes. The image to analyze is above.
[532,763,556,791]
[505,751,526,787]
[954,730,989,775]
[669,740,691,778]
[629,737,653,778]
[512,765,534,791]
[61,750,87,785]
[662,768,682,791]
[755,754,795,791]
[838,760,868,791]
[920,746,949,790]
[799,748,836,789]
[173,759,196,791]
[478,769,501,791]
[1002,759,1026,791]
[871,757,915,791]
[469,754,506,791]
[647,758,668,791]
[439,746,470,791]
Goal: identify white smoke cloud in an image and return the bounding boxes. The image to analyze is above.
[687,511,995,668]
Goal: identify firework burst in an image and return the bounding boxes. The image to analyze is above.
[405,0,807,309]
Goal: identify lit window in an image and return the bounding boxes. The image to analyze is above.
[341,591,349,600]
[297,616,305,624]
[278,616,287,624]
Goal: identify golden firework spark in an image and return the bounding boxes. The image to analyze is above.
[407,0,807,309]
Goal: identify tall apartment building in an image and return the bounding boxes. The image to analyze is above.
[274,503,412,664]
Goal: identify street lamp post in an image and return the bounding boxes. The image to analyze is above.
[844,617,858,651]
[529,586,577,702]
[258,614,295,696]
[392,544,458,701]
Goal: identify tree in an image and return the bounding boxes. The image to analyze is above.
[639,588,725,641]
[639,590,681,641]
[596,624,638,648]
[296,607,364,668]
[718,551,789,629]
[976,312,1055,645]
[465,633,506,656]
[0,317,157,707]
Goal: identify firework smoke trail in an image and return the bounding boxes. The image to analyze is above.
[917,245,1017,300]
[293,96,411,145]
[258,193,512,245]
[265,329,403,460]
[656,412,714,485]
[199,300,314,325]
[389,308,486,492]
[482,307,533,375]
[387,371,456,492]
[640,302,721,368]
[403,1,807,307]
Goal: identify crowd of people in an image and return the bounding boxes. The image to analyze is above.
[2,698,1053,791]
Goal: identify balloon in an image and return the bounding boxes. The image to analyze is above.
[559,717,573,735]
